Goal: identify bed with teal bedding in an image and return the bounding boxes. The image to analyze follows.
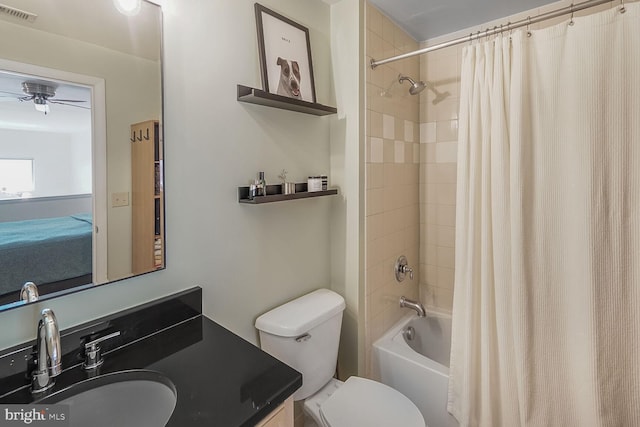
[0,213,92,298]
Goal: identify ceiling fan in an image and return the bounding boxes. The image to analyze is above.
[0,81,89,115]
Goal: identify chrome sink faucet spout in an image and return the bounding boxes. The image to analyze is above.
[32,308,62,394]
[399,296,426,317]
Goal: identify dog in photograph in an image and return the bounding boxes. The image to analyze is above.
[276,57,302,99]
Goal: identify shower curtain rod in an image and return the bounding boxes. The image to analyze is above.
[370,0,615,69]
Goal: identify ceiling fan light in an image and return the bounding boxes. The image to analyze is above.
[34,98,49,114]
[114,0,141,16]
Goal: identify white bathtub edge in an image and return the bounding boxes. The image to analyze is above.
[372,311,459,427]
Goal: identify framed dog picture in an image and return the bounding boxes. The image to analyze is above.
[255,3,317,103]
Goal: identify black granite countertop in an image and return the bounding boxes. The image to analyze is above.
[0,288,302,426]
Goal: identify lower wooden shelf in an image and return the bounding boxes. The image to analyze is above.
[238,183,337,204]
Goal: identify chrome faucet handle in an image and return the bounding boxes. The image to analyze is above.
[83,331,121,370]
[404,265,414,280]
[395,255,414,282]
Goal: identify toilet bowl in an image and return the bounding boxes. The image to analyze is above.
[304,377,425,427]
[255,289,426,427]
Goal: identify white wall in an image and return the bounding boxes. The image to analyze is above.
[70,131,92,193]
[329,0,365,378]
[161,0,335,342]
[0,129,91,197]
[0,0,354,351]
[0,195,91,222]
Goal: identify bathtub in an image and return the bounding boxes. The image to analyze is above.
[373,312,459,427]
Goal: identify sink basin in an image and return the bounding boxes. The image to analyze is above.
[38,370,177,427]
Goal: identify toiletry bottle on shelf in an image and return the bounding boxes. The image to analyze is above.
[308,176,322,192]
[256,171,266,196]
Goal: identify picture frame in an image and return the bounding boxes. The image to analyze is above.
[254,3,317,103]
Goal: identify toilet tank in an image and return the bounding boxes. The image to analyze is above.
[255,289,346,401]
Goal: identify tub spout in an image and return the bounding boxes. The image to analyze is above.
[399,296,426,317]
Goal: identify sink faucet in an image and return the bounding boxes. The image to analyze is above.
[31,308,62,394]
[20,282,39,302]
[399,296,426,317]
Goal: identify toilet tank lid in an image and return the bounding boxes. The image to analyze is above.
[255,289,346,337]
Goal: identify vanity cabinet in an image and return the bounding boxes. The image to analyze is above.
[256,397,294,427]
[131,120,164,274]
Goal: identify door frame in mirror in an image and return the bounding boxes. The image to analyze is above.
[0,58,108,286]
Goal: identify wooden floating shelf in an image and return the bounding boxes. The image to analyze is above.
[238,183,338,204]
[237,85,337,116]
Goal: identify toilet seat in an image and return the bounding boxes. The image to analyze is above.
[319,377,425,427]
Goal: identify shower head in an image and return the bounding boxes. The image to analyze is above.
[398,74,426,96]
[397,74,452,103]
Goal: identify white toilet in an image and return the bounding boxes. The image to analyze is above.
[255,288,426,427]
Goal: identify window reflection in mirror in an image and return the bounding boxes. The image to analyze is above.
[0,0,164,310]
[0,159,35,198]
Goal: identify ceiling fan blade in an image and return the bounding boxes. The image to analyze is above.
[49,101,91,109]
[51,98,87,103]
[18,95,35,102]
[0,90,23,97]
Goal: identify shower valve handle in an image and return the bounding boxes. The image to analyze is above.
[395,256,414,282]
[403,265,414,280]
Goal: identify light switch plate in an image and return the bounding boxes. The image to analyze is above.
[112,192,129,207]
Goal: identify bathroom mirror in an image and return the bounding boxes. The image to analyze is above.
[0,0,164,310]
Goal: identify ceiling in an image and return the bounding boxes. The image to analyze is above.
[0,0,161,133]
[368,0,559,41]
[0,0,161,61]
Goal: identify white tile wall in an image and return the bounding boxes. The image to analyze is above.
[420,122,436,143]
[370,137,383,163]
[383,114,395,139]
[404,120,414,142]
[365,0,420,378]
[394,140,404,163]
[435,142,457,163]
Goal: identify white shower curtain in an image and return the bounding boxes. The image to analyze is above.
[448,4,640,427]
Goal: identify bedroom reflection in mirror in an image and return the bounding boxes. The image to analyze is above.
[0,74,93,305]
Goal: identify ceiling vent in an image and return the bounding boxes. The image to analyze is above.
[0,4,37,23]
